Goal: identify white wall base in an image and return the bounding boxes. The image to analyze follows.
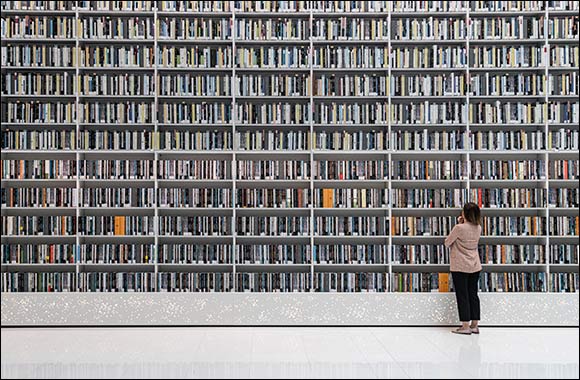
[1,293,578,326]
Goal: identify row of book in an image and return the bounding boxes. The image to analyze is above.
[1,159,76,179]
[469,102,546,124]
[238,188,310,208]
[80,160,155,179]
[549,216,580,236]
[392,188,465,208]
[161,74,231,97]
[159,102,232,124]
[235,18,307,41]
[1,216,158,236]
[2,72,75,96]
[392,244,449,264]
[1,45,76,68]
[549,188,579,209]
[314,244,386,263]
[158,159,230,180]
[2,44,577,70]
[78,216,155,235]
[316,74,389,96]
[472,130,545,151]
[2,44,579,70]
[4,1,577,12]
[318,188,387,208]
[160,244,233,264]
[237,244,312,264]
[2,16,160,40]
[3,243,577,265]
[392,130,466,150]
[1,188,77,208]
[79,188,155,207]
[1,215,575,237]
[471,160,545,180]
[470,188,546,208]
[1,15,576,42]
[2,216,76,236]
[390,215,548,236]
[2,271,576,292]
[313,160,389,180]
[159,188,232,208]
[3,72,578,98]
[392,73,465,96]
[82,73,156,96]
[237,216,311,236]
[471,73,547,97]
[3,1,578,13]
[392,17,466,41]
[2,187,577,208]
[8,128,575,152]
[312,18,388,41]
[238,160,310,180]
[239,74,310,97]
[158,216,231,235]
[2,44,580,70]
[470,17,544,40]
[81,244,154,263]
[1,16,75,39]
[482,216,547,236]
[159,18,231,41]
[80,272,156,292]
[550,160,579,179]
[471,1,578,11]
[392,160,465,180]
[314,216,384,236]
[6,244,236,264]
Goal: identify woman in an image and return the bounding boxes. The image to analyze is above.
[445,202,482,335]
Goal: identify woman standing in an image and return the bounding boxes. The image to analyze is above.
[445,202,482,335]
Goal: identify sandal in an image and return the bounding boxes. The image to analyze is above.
[451,328,472,335]
[470,327,480,334]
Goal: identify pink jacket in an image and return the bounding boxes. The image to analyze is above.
[445,222,482,273]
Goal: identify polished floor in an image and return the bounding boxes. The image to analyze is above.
[1,327,578,379]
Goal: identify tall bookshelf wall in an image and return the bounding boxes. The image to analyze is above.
[1,0,579,294]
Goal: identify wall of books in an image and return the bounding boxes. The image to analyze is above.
[1,0,579,294]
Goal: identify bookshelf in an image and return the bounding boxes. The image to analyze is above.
[1,0,578,325]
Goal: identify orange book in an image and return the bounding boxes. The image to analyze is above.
[322,189,333,208]
[438,273,449,292]
[114,216,125,236]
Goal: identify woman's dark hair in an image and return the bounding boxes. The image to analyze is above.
[463,202,481,225]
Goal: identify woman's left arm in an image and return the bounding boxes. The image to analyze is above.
[445,225,461,247]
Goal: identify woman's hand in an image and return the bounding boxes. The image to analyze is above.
[457,216,465,224]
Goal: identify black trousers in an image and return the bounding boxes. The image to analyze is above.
[451,271,481,322]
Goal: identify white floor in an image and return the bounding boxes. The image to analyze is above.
[1,327,578,379]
